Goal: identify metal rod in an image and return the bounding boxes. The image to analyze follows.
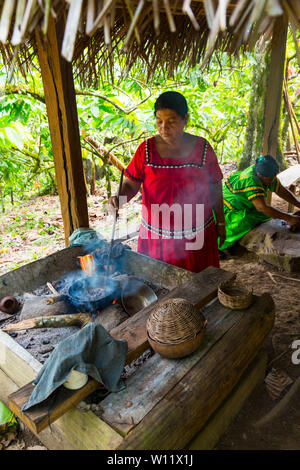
[104,169,124,293]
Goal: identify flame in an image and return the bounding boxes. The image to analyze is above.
[78,254,96,276]
[112,299,117,305]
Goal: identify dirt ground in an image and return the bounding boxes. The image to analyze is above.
[216,253,300,450]
[1,169,300,450]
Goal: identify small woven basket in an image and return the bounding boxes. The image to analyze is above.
[218,279,253,310]
[146,298,207,359]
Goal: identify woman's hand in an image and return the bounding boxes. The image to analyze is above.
[216,223,226,247]
[107,177,141,215]
[287,214,300,231]
[107,195,119,212]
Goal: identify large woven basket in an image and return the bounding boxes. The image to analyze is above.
[218,279,253,310]
[146,298,207,359]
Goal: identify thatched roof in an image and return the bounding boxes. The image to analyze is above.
[0,1,299,84]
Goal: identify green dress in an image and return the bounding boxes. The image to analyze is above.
[220,164,282,250]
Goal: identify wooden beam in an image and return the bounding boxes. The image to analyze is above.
[262,14,288,157]
[35,15,89,245]
[187,351,268,450]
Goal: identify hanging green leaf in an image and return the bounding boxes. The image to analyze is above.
[4,127,24,150]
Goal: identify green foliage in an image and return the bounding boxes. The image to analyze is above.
[0,50,263,205]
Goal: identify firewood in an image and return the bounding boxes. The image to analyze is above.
[2,313,90,332]
[270,273,300,283]
[46,282,60,296]
[46,295,66,304]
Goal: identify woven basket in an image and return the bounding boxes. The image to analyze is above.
[218,279,253,310]
[146,298,207,358]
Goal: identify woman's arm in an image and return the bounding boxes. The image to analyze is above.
[210,181,226,247]
[108,177,141,210]
[252,196,300,227]
[276,185,300,211]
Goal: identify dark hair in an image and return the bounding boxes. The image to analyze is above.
[255,154,279,178]
[154,91,188,119]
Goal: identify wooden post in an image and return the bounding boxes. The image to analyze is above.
[35,16,89,245]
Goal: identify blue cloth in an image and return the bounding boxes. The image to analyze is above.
[22,322,127,411]
[69,228,104,252]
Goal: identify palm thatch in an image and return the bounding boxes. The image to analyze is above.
[0,0,299,84]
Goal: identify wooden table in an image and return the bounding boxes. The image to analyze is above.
[0,246,275,450]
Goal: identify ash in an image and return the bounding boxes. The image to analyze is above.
[1,275,167,366]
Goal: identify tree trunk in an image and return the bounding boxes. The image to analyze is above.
[262,15,288,169]
[0,184,5,213]
[238,47,269,170]
[90,159,96,195]
[239,16,288,171]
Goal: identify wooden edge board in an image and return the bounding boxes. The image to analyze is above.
[6,266,235,435]
[8,378,100,435]
[186,350,268,450]
[0,369,123,450]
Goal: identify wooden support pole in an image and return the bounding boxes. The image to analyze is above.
[35,15,89,245]
[284,78,300,164]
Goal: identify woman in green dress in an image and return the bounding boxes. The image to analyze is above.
[220,155,300,251]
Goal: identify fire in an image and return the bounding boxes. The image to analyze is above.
[78,254,96,276]
[112,299,117,305]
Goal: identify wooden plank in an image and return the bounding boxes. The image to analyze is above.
[110,266,236,364]
[119,249,195,289]
[117,293,275,450]
[277,164,300,188]
[101,299,243,435]
[187,351,268,450]
[0,330,42,387]
[0,245,84,299]
[8,378,100,435]
[35,15,89,245]
[0,369,122,450]
[0,368,19,401]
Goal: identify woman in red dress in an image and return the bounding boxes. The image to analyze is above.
[108,91,225,273]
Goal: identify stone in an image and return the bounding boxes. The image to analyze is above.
[239,219,300,272]
[20,293,69,320]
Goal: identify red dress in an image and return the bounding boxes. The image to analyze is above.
[125,136,223,272]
